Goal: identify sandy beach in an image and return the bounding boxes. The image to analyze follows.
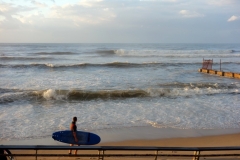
[2,127,240,159]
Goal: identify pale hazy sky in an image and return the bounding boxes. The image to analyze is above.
[0,0,240,43]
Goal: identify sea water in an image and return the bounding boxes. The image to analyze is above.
[0,43,240,141]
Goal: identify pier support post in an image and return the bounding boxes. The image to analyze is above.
[193,151,200,160]
[98,150,104,160]
[155,150,159,160]
[35,149,38,160]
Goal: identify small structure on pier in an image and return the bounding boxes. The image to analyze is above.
[202,59,213,70]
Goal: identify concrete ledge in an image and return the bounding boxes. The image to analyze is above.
[234,73,240,79]
[201,69,209,73]
[209,70,217,74]
[217,71,224,76]
[225,72,234,78]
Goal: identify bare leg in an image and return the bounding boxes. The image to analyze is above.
[74,145,80,155]
[69,144,73,154]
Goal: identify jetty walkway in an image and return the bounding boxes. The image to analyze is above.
[199,58,240,79]
[199,68,240,79]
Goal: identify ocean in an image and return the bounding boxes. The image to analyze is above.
[0,43,240,141]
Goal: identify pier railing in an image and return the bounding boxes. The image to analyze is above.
[1,145,240,160]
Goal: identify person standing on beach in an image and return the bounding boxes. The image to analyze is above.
[69,116,79,155]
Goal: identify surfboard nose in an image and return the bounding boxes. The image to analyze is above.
[88,133,101,145]
[52,133,58,140]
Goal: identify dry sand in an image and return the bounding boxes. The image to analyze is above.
[2,127,240,160]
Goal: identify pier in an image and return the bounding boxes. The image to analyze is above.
[199,68,240,79]
[199,58,240,79]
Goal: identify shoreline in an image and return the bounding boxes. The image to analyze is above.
[1,126,240,146]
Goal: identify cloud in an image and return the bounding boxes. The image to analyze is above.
[1,0,240,43]
[179,10,204,18]
[0,0,115,30]
[31,1,47,8]
[0,3,14,14]
[161,0,178,2]
[48,1,116,25]
[0,2,35,16]
[208,0,238,6]
[228,15,239,22]
[78,0,103,7]
[0,2,36,29]
[140,0,177,2]
[0,15,5,21]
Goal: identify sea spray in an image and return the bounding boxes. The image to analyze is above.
[42,89,66,100]
[43,89,57,100]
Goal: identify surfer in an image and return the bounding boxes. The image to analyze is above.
[69,116,79,155]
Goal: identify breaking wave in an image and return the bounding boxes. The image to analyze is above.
[95,49,240,58]
[0,82,239,103]
[1,61,239,69]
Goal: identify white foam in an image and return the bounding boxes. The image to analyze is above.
[0,92,26,103]
[45,63,54,67]
[43,89,56,100]
[1,91,240,141]
[145,87,239,98]
[114,49,126,56]
[42,89,66,100]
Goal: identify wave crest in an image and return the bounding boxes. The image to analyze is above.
[0,82,239,103]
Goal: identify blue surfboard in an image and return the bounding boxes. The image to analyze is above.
[52,130,101,145]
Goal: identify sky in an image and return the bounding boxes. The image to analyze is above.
[0,0,240,43]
